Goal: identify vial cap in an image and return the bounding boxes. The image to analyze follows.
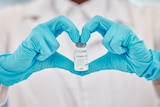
[76,43,86,48]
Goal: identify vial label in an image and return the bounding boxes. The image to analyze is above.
[74,48,88,71]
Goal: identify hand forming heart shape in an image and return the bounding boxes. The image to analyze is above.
[0,15,154,86]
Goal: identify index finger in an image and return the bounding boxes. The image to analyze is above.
[45,15,80,43]
[81,15,114,43]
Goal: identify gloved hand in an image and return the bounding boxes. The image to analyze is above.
[80,15,160,80]
[0,15,81,86]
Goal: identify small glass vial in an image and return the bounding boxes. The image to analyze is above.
[74,43,88,71]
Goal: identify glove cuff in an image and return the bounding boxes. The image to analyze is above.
[143,50,160,80]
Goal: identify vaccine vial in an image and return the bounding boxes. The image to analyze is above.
[74,43,88,71]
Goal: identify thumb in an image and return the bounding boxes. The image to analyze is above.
[26,52,82,76]
[87,52,135,74]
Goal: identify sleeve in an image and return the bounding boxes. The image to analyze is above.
[0,84,8,106]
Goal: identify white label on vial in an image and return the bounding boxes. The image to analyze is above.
[74,48,88,71]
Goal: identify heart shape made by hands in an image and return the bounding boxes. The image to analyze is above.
[0,15,153,86]
[52,15,153,78]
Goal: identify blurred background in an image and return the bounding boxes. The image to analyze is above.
[0,0,31,8]
[129,0,160,7]
[0,0,160,9]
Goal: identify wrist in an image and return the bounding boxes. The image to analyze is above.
[143,50,160,80]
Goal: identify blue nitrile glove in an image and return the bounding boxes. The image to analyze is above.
[145,50,160,80]
[80,15,160,80]
[0,15,82,86]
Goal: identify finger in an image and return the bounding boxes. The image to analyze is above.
[88,52,135,74]
[75,53,122,76]
[0,52,80,86]
[102,24,115,53]
[104,23,149,58]
[51,52,88,76]
[8,24,60,66]
[25,52,82,76]
[102,23,128,54]
[2,23,61,71]
[33,25,60,61]
[81,15,114,43]
[53,52,84,75]
[45,15,80,43]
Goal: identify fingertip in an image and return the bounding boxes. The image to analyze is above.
[80,28,91,44]
[52,38,60,50]
[68,28,80,43]
[80,36,89,44]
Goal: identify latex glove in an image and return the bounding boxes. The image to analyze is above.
[0,15,81,86]
[80,15,160,80]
